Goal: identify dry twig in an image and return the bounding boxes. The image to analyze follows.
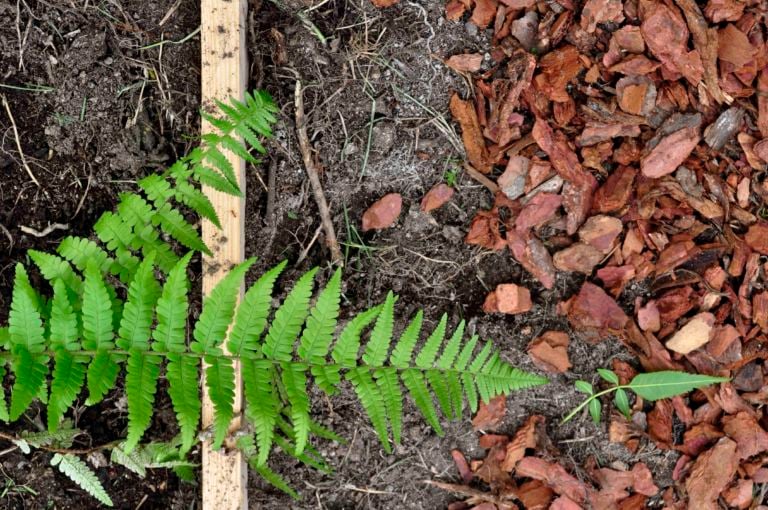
[463,162,499,194]
[294,80,344,266]
[20,223,69,237]
[1,94,39,186]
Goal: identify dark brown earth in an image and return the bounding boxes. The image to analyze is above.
[0,0,669,508]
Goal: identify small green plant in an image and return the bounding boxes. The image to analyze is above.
[443,167,460,188]
[563,369,729,425]
[0,90,548,504]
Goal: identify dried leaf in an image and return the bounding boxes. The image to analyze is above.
[452,449,474,483]
[502,415,546,471]
[362,193,402,231]
[515,457,589,504]
[421,183,455,212]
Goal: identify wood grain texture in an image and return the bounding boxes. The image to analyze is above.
[200,0,248,508]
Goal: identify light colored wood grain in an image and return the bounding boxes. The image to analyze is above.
[200,0,248,508]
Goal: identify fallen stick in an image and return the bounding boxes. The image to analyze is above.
[463,162,499,194]
[20,223,69,237]
[2,94,39,187]
[294,80,344,266]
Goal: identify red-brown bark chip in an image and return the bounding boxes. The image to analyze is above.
[722,412,768,459]
[744,222,768,255]
[566,282,629,342]
[483,283,532,314]
[641,126,700,178]
[528,331,571,373]
[592,166,636,213]
[362,193,402,231]
[553,243,603,274]
[685,438,739,510]
[420,183,454,212]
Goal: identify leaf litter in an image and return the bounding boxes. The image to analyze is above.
[370,0,768,505]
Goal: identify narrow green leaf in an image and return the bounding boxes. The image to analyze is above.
[415,314,448,368]
[117,254,160,351]
[575,380,593,395]
[153,253,192,353]
[262,268,317,361]
[124,350,161,453]
[48,351,86,432]
[589,398,602,424]
[362,292,395,367]
[166,354,200,453]
[281,362,310,455]
[298,268,341,364]
[205,355,235,449]
[614,388,631,419]
[597,368,619,385]
[628,371,729,401]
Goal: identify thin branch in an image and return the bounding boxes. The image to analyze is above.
[1,93,39,186]
[463,163,498,194]
[294,80,344,267]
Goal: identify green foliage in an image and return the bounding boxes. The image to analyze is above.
[51,453,113,507]
[0,90,548,503]
[564,368,730,425]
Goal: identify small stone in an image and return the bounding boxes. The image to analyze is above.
[483,283,532,314]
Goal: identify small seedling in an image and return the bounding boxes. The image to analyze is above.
[563,369,729,425]
[443,167,460,188]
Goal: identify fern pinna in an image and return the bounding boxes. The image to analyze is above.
[0,90,548,502]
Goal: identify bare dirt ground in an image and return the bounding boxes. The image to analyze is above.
[0,0,671,508]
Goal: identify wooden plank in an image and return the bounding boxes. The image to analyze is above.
[200,0,248,508]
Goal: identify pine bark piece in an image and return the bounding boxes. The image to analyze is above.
[553,243,604,274]
[450,93,492,173]
[744,222,768,255]
[362,193,403,231]
[421,183,454,212]
[592,166,636,213]
[528,331,571,373]
[616,76,657,116]
[578,215,623,253]
[483,283,532,314]
[675,0,728,104]
[641,3,703,86]
[665,312,715,354]
[685,438,738,510]
[566,282,629,342]
[641,126,700,178]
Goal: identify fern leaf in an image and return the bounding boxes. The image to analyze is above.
[117,254,160,351]
[219,133,257,164]
[153,204,211,255]
[48,350,86,431]
[57,236,113,275]
[203,143,238,189]
[228,261,287,357]
[437,321,465,370]
[252,463,299,500]
[374,368,403,445]
[138,173,174,204]
[124,349,161,453]
[205,355,235,449]
[362,292,395,367]
[243,358,278,466]
[28,250,82,295]
[81,262,114,352]
[9,348,48,421]
[389,310,423,368]
[415,314,448,368]
[346,367,391,453]
[86,350,120,405]
[191,164,242,196]
[400,369,443,436]
[331,305,382,367]
[192,258,255,355]
[0,362,8,422]
[50,280,79,351]
[262,268,318,362]
[8,264,46,354]
[166,354,200,453]
[51,453,113,507]
[426,370,453,419]
[153,253,192,353]
[299,268,341,363]
[280,362,310,455]
[175,179,221,228]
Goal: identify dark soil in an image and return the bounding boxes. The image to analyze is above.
[0,0,671,509]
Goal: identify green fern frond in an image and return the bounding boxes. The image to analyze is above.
[57,236,114,275]
[10,348,48,421]
[205,355,235,449]
[0,361,8,422]
[48,350,86,431]
[192,258,255,355]
[117,255,160,352]
[243,358,278,466]
[153,204,211,256]
[8,264,46,354]
[262,268,317,362]
[281,362,310,455]
[51,453,113,507]
[362,292,395,367]
[166,354,200,454]
[29,251,83,296]
[50,280,79,351]
[228,261,287,358]
[389,310,423,367]
[124,349,161,453]
[175,179,221,228]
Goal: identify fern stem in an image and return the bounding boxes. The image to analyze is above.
[0,430,123,455]
[0,349,532,381]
